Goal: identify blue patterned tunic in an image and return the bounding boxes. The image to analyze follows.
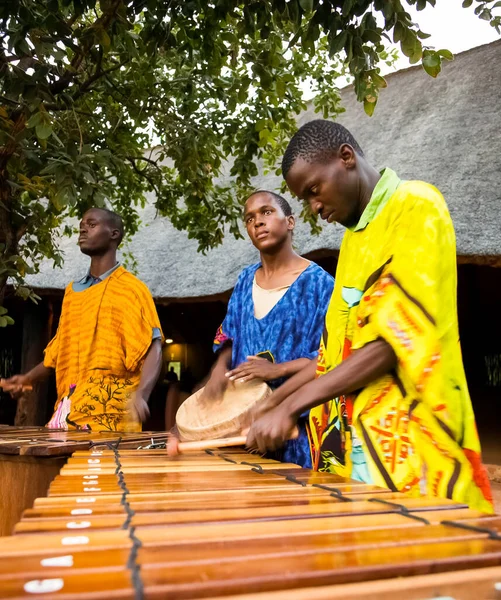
[214,262,334,468]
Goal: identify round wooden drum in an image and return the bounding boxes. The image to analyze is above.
[176,380,272,441]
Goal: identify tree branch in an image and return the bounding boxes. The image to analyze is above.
[126,157,161,195]
[43,105,94,117]
[0,95,23,107]
[2,55,22,63]
[48,0,123,97]
[71,59,129,101]
[126,155,161,169]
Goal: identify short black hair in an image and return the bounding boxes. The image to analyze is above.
[94,207,124,245]
[281,120,364,178]
[245,190,293,217]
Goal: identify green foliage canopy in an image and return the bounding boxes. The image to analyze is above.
[0,0,499,325]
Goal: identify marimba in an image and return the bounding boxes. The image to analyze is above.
[0,426,167,536]
[0,439,501,598]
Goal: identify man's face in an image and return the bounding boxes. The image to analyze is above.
[78,209,118,256]
[285,146,360,228]
[243,193,293,252]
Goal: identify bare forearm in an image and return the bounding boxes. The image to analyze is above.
[26,362,53,383]
[276,358,312,379]
[266,359,318,409]
[138,340,162,400]
[286,340,397,418]
[215,345,232,373]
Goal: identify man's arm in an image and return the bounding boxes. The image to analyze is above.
[3,362,54,398]
[288,339,396,418]
[201,345,233,401]
[244,359,318,422]
[246,339,397,452]
[133,339,163,422]
[226,357,312,383]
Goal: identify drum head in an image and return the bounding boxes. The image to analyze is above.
[176,379,272,441]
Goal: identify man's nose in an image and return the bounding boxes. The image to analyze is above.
[310,199,323,216]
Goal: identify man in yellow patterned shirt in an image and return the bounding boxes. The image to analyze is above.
[247,120,493,512]
[6,208,163,432]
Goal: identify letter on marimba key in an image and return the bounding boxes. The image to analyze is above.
[61,536,89,545]
[41,555,74,567]
[66,521,91,529]
[24,578,64,593]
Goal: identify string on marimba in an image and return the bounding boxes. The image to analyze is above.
[440,519,501,541]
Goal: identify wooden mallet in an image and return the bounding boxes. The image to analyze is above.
[167,426,299,455]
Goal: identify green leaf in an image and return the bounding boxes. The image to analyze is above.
[416,29,432,40]
[258,129,271,146]
[401,29,420,59]
[462,0,473,7]
[329,30,348,57]
[97,26,111,50]
[26,112,42,128]
[437,49,454,61]
[255,119,267,131]
[363,95,377,117]
[371,72,387,88]
[276,78,286,99]
[342,0,355,17]
[298,0,313,12]
[422,51,441,77]
[16,38,31,56]
[36,122,53,140]
[393,21,404,43]
[0,316,7,327]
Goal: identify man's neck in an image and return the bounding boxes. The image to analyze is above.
[89,251,118,279]
[259,242,303,277]
[356,163,382,220]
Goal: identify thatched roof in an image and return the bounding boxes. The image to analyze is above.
[26,40,501,300]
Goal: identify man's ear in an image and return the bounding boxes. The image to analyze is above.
[339,143,357,169]
[287,215,295,231]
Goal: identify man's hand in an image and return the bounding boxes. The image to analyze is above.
[201,366,229,402]
[246,405,298,454]
[132,393,150,423]
[167,433,180,457]
[1,374,33,399]
[226,356,283,383]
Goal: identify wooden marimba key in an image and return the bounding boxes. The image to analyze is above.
[0,425,168,536]
[0,442,501,599]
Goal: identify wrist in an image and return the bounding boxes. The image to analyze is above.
[275,362,288,379]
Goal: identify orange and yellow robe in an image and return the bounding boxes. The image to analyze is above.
[308,168,493,513]
[44,266,163,432]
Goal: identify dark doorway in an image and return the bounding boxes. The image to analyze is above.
[458,264,501,465]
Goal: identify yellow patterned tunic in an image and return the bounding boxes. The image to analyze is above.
[309,169,493,513]
[44,266,163,432]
